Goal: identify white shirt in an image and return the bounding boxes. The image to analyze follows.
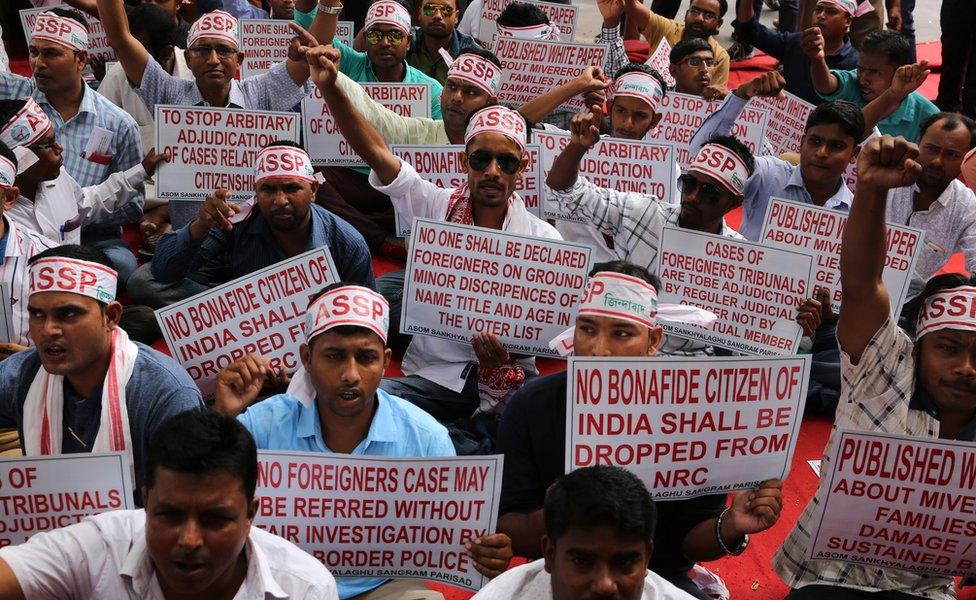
[458,0,482,37]
[9,164,148,244]
[472,559,696,599]
[0,509,339,600]
[0,216,55,346]
[884,178,976,300]
[370,160,561,392]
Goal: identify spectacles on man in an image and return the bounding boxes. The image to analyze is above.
[686,6,719,21]
[422,3,455,17]
[365,29,407,46]
[467,150,522,175]
[680,56,716,68]
[677,173,724,204]
[187,44,238,58]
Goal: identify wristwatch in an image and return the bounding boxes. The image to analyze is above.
[317,1,343,14]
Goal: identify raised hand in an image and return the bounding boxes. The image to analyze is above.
[305,44,342,91]
[856,135,922,191]
[890,60,930,100]
[800,27,826,62]
[727,479,783,535]
[569,106,603,149]
[213,354,272,417]
[196,189,241,232]
[472,332,511,369]
[736,70,786,100]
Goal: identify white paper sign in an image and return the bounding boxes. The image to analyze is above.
[535,130,678,221]
[656,226,813,355]
[19,7,116,61]
[751,92,815,156]
[759,198,924,311]
[808,430,976,578]
[390,143,544,235]
[335,21,354,46]
[567,355,809,499]
[154,105,300,201]
[478,0,579,45]
[254,451,503,591]
[0,453,134,548]
[644,37,676,88]
[155,249,338,398]
[302,83,432,167]
[644,92,769,168]
[402,219,592,356]
[494,38,606,112]
[239,19,294,78]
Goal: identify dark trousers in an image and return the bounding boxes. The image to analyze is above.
[937,0,976,118]
[787,585,927,599]
[316,167,397,250]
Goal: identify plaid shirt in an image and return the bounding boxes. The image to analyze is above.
[597,25,630,80]
[773,318,957,599]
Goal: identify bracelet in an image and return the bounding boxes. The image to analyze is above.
[715,508,749,556]
[317,1,343,14]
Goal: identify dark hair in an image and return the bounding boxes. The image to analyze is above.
[263,138,306,151]
[544,466,657,544]
[125,3,177,51]
[496,1,550,27]
[455,47,502,68]
[703,133,756,176]
[305,282,387,346]
[612,63,669,104]
[29,244,114,270]
[0,141,16,169]
[590,260,662,292]
[0,99,29,130]
[860,29,913,67]
[47,7,89,30]
[902,273,976,338]
[147,411,258,503]
[716,0,729,17]
[462,103,531,148]
[919,112,976,150]
[805,100,865,143]
[670,37,713,64]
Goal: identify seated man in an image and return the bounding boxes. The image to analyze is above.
[496,262,783,599]
[669,38,725,98]
[135,141,373,308]
[407,0,482,84]
[0,245,203,490]
[774,136,976,598]
[474,465,695,599]
[0,410,339,599]
[214,283,512,599]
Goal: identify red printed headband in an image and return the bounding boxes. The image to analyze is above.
[365,0,412,34]
[447,53,501,98]
[0,156,15,189]
[188,10,239,49]
[688,143,750,197]
[304,286,390,344]
[31,12,89,52]
[0,98,53,149]
[611,71,665,113]
[255,145,316,185]
[496,22,561,41]
[464,105,527,152]
[916,286,976,339]
[28,257,118,303]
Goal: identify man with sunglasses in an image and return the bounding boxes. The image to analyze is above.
[408,0,482,85]
[305,43,559,425]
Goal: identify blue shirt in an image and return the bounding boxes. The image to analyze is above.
[733,18,858,106]
[239,389,455,598]
[690,94,854,241]
[820,68,940,141]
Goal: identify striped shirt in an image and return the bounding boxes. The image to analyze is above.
[0,217,56,346]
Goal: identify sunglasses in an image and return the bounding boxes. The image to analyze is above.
[680,56,716,68]
[365,29,406,46]
[467,150,522,175]
[422,3,455,17]
[677,173,724,204]
[187,44,238,57]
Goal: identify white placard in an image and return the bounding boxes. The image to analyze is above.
[478,0,579,45]
[644,37,676,88]
[154,105,300,201]
[809,460,822,477]
[751,92,815,156]
[302,83,432,167]
[759,197,924,311]
[656,226,813,355]
[155,248,338,398]
[567,355,809,499]
[402,219,592,356]
[808,430,976,578]
[239,19,294,78]
[494,38,607,113]
[335,21,354,46]
[0,453,134,548]
[254,451,503,591]
[19,6,116,61]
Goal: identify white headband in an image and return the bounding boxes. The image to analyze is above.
[464,105,527,152]
[0,156,15,189]
[688,143,750,197]
[611,71,664,113]
[549,272,717,356]
[0,98,53,149]
[819,0,875,17]
[188,10,239,49]
[304,286,389,344]
[255,145,315,185]
[496,22,561,41]
[28,257,118,303]
[31,12,89,52]
[447,53,501,98]
[365,0,412,34]
[916,286,976,339]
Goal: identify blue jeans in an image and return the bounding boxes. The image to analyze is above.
[381,372,479,423]
[126,263,212,308]
[87,237,137,288]
[806,322,841,414]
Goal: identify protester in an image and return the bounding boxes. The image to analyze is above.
[132,141,373,308]
[0,245,203,489]
[935,0,975,118]
[60,0,192,47]
[407,0,483,84]
[0,410,340,599]
[797,0,887,51]
[222,0,297,20]
[0,8,144,282]
[214,283,513,599]
[885,113,976,300]
[774,134,976,599]
[474,465,696,600]
[497,263,784,599]
[669,38,725,98]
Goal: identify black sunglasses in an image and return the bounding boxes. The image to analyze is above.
[677,173,724,204]
[467,150,522,175]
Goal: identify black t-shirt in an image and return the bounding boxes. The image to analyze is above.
[497,371,727,578]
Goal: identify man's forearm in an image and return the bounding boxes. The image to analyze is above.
[321,85,401,183]
[497,511,545,558]
[681,516,745,563]
[519,80,586,125]
[546,141,589,191]
[811,58,838,95]
[840,181,888,300]
[737,0,756,23]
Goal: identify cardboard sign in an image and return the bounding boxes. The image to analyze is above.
[402,219,592,356]
[390,143,544,235]
[759,198,923,311]
[644,37,676,88]
[478,0,579,45]
[239,19,294,78]
[19,7,116,61]
[644,92,768,168]
[0,453,134,548]
[254,451,503,591]
[567,355,809,499]
[535,130,677,221]
[155,249,338,398]
[656,226,813,355]
[155,105,300,201]
[751,92,815,156]
[808,430,976,578]
[302,84,432,167]
[335,21,354,46]
[494,38,607,113]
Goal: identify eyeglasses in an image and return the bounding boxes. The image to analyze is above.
[680,56,716,68]
[677,173,724,204]
[686,6,719,21]
[187,44,238,57]
[422,3,455,17]
[365,29,406,46]
[467,150,522,175]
